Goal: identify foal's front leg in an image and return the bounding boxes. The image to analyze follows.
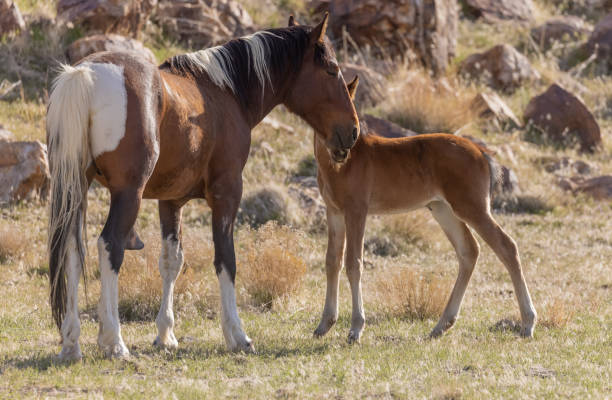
[154,200,184,348]
[209,184,253,353]
[314,208,346,337]
[345,209,367,343]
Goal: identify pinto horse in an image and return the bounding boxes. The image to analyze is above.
[46,14,359,360]
[313,78,537,342]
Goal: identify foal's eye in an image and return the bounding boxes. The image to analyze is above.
[327,63,340,76]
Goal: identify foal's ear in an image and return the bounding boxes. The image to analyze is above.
[347,76,359,100]
[288,15,299,26]
[311,12,329,43]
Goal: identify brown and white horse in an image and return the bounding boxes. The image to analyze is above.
[313,78,537,342]
[46,15,359,360]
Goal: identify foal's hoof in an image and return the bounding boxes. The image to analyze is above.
[520,325,535,338]
[347,330,361,344]
[57,345,82,363]
[313,318,336,338]
[105,344,130,359]
[429,327,444,339]
[153,334,178,349]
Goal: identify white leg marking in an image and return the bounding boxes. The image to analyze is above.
[154,235,183,348]
[218,267,252,352]
[97,238,129,358]
[85,62,128,158]
[58,234,83,361]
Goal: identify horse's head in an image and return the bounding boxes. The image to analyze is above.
[284,14,360,163]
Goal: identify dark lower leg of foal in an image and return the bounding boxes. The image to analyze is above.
[97,189,143,357]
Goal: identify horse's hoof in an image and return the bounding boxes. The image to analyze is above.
[314,316,337,338]
[57,345,82,363]
[125,229,144,250]
[105,343,130,359]
[347,331,361,344]
[239,339,256,355]
[429,328,444,339]
[153,335,178,349]
[520,325,535,338]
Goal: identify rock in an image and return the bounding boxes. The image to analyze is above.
[0,79,22,101]
[154,0,254,48]
[362,114,416,138]
[287,176,327,233]
[66,34,157,64]
[237,186,296,228]
[0,141,50,204]
[470,92,521,129]
[557,175,612,200]
[531,17,591,50]
[0,0,25,36]
[460,44,540,92]
[260,116,295,134]
[541,156,594,175]
[0,126,14,142]
[547,0,612,21]
[57,0,157,38]
[329,0,458,74]
[340,63,385,109]
[585,13,612,74]
[307,0,330,14]
[461,0,534,23]
[524,84,601,152]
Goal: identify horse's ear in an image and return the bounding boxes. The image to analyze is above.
[311,12,329,43]
[347,75,359,100]
[288,15,299,26]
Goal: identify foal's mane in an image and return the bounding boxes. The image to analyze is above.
[161,26,324,107]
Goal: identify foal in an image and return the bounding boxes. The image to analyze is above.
[313,79,537,342]
[47,15,359,360]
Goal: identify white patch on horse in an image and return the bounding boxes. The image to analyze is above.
[218,267,251,351]
[154,234,183,348]
[58,234,83,361]
[184,31,276,93]
[97,238,129,358]
[84,62,128,158]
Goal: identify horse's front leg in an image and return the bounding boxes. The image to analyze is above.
[344,208,367,344]
[314,207,346,337]
[209,181,254,353]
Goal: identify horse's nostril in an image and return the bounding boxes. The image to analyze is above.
[352,127,358,141]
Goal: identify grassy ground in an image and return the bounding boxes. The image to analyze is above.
[1,1,612,398]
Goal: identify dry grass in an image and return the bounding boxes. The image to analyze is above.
[373,267,451,321]
[373,67,476,134]
[0,222,26,263]
[540,296,576,329]
[237,222,307,307]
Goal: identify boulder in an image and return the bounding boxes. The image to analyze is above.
[470,92,521,129]
[541,156,594,175]
[524,84,601,152]
[0,126,14,142]
[547,0,612,21]
[557,175,612,200]
[340,63,385,109]
[585,13,612,74]
[461,0,534,23]
[459,44,540,92]
[57,0,157,38]
[0,0,25,36]
[531,16,591,50]
[66,34,157,64]
[0,141,50,204]
[154,0,254,48]
[329,0,458,74]
[362,114,416,138]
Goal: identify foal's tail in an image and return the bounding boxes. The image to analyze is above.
[481,151,502,199]
[46,64,95,330]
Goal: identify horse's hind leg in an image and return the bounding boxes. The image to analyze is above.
[429,201,480,338]
[314,207,346,338]
[97,188,143,358]
[458,206,537,337]
[153,200,184,348]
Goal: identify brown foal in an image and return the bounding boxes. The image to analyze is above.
[313,78,537,342]
[46,15,359,360]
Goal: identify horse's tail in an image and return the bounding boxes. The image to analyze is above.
[46,64,94,330]
[481,151,502,199]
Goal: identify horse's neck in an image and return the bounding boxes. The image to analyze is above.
[241,68,297,129]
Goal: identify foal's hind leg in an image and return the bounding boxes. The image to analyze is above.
[153,200,184,349]
[429,201,480,338]
[97,189,143,358]
[462,209,537,337]
[314,208,346,338]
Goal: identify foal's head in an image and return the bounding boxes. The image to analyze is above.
[284,14,360,163]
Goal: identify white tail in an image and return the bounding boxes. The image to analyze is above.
[47,64,95,330]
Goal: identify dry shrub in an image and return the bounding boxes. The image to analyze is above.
[375,67,475,134]
[237,185,299,228]
[237,222,307,308]
[373,267,451,320]
[540,297,575,329]
[0,223,27,263]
